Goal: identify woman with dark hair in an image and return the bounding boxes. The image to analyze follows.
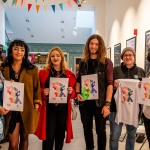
[0,39,42,150]
[143,50,150,149]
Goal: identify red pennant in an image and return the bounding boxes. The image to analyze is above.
[28,4,32,12]
[73,0,78,5]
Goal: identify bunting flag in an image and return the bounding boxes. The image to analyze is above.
[36,5,40,13]
[43,5,48,12]
[2,0,7,3]
[77,0,80,4]
[67,0,72,7]
[35,0,37,3]
[59,3,63,11]
[28,4,32,12]
[12,0,15,6]
[20,0,25,7]
[51,5,55,13]
[73,0,78,5]
[15,0,18,5]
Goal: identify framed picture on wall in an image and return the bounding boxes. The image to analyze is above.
[114,43,121,67]
[126,36,136,51]
[145,30,150,73]
[106,47,111,59]
[64,52,69,67]
[74,56,82,74]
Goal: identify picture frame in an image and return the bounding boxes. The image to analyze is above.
[64,52,69,66]
[106,47,111,59]
[145,30,150,73]
[126,36,136,51]
[74,56,82,74]
[114,43,121,67]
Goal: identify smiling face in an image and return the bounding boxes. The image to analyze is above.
[89,38,99,55]
[12,45,25,62]
[50,50,62,68]
[122,50,135,67]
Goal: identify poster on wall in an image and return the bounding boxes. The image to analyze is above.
[114,43,121,67]
[107,47,111,59]
[145,30,150,74]
[126,36,136,51]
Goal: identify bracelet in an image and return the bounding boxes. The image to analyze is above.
[105,101,111,107]
[76,92,80,95]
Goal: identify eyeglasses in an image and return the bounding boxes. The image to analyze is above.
[123,54,134,58]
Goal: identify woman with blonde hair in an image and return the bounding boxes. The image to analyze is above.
[35,47,76,150]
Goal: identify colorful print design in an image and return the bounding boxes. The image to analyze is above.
[52,82,66,99]
[81,79,97,100]
[143,82,150,100]
[7,86,22,104]
[121,86,133,103]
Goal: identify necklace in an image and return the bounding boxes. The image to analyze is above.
[14,70,21,79]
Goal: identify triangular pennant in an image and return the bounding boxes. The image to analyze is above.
[59,3,63,11]
[15,0,18,5]
[73,0,78,5]
[12,0,15,6]
[28,4,32,12]
[20,0,24,6]
[77,0,80,4]
[51,5,55,13]
[35,0,37,3]
[2,0,7,3]
[43,5,48,12]
[36,5,40,13]
[67,0,72,7]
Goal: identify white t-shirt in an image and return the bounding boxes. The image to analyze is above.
[114,79,140,127]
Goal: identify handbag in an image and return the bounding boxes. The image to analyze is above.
[71,100,77,120]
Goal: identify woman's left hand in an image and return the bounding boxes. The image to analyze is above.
[35,104,40,111]
[68,87,73,94]
[101,106,110,118]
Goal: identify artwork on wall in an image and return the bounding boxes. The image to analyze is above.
[114,43,121,67]
[64,52,69,66]
[74,56,82,74]
[126,36,136,51]
[145,30,150,73]
[106,47,111,59]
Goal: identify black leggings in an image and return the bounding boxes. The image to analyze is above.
[42,104,68,150]
[143,114,150,148]
[79,101,106,150]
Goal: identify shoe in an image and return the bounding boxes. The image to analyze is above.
[136,134,145,143]
[0,137,9,144]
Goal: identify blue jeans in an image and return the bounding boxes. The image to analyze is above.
[109,112,137,150]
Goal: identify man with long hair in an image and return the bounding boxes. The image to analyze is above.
[76,34,113,150]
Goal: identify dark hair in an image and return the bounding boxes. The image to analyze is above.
[147,48,150,62]
[82,34,106,63]
[3,39,34,69]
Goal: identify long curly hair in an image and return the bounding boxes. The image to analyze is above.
[43,46,68,72]
[147,48,150,62]
[3,39,34,69]
[82,34,106,64]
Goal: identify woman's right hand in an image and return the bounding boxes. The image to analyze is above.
[76,94,84,101]
[44,88,50,96]
[0,106,9,115]
[114,80,119,88]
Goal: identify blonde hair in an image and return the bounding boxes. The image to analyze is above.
[43,46,68,72]
[82,34,106,64]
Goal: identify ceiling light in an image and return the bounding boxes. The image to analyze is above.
[27,27,31,31]
[61,36,65,38]
[26,18,30,22]
[61,20,64,23]
[31,34,34,38]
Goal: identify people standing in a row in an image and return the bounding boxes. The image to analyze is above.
[0,39,42,150]
[109,47,146,150]
[143,50,150,149]
[35,46,76,150]
[76,34,113,150]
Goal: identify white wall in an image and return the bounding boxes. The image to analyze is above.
[105,0,150,69]
[0,4,5,45]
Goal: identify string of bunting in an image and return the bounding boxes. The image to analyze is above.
[2,0,79,13]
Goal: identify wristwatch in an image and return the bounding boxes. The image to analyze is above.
[105,101,111,107]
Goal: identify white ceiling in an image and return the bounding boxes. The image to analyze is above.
[1,0,97,44]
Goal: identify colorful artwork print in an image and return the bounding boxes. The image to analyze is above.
[81,74,98,100]
[121,87,133,103]
[49,78,68,103]
[3,81,24,111]
[138,78,150,106]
